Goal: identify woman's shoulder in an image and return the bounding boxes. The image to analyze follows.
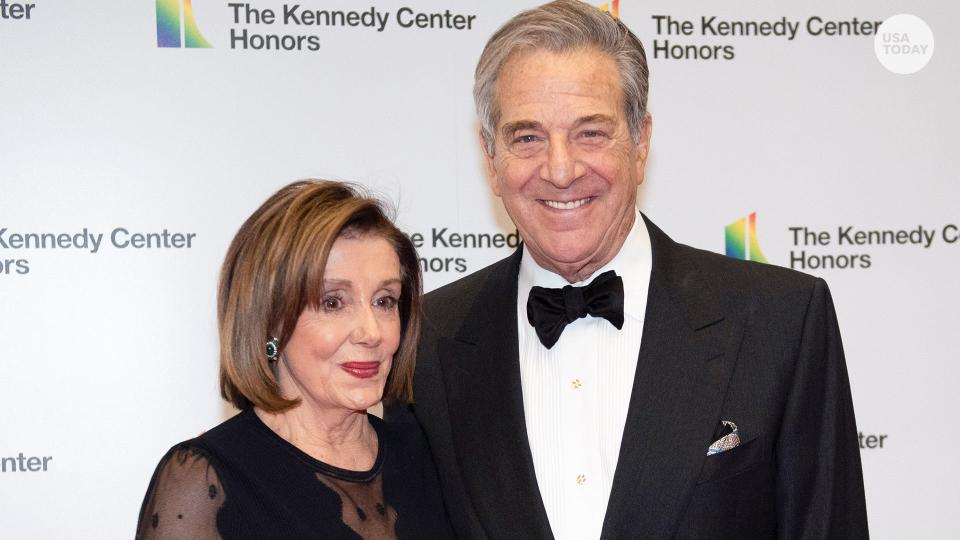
[369,411,421,446]
[370,410,435,469]
[136,409,268,539]
[187,408,249,447]
[373,411,455,537]
[136,440,226,539]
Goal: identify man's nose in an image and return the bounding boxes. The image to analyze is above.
[540,139,582,188]
[350,305,383,347]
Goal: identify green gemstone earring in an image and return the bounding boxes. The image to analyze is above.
[266,337,279,362]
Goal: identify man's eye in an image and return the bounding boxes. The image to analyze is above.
[581,130,604,138]
[514,134,539,144]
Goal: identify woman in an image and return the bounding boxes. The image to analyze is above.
[136,180,451,539]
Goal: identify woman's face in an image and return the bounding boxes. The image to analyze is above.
[278,234,402,413]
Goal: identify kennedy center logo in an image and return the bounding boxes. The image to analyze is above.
[156,0,212,48]
[725,212,768,263]
[598,0,619,18]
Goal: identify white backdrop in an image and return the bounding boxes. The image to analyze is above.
[1,1,957,537]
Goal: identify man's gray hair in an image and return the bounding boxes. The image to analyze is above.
[474,0,649,156]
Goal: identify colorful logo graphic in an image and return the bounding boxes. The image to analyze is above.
[725,212,768,263]
[156,0,212,48]
[598,0,620,18]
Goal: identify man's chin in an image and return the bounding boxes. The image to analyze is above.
[529,242,600,273]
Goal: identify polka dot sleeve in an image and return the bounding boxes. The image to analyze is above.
[136,445,224,540]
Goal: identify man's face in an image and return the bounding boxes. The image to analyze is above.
[485,47,652,281]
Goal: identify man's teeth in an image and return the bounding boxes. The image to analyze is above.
[543,198,590,210]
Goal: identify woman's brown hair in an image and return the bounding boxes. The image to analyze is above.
[217,180,422,412]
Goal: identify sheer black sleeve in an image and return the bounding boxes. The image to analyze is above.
[136,445,225,540]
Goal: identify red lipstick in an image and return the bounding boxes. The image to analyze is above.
[341,361,381,379]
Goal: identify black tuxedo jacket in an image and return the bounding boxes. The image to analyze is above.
[408,216,868,539]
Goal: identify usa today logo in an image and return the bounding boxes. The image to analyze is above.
[874,14,934,74]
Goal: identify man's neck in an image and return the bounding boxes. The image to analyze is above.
[529,212,637,284]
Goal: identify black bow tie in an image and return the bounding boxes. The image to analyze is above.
[526,270,625,349]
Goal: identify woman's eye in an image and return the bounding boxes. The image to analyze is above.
[375,296,399,310]
[321,296,342,311]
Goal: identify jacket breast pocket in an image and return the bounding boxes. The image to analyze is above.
[696,435,765,484]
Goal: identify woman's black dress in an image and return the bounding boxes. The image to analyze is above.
[136,408,452,539]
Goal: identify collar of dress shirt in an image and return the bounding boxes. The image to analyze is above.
[518,210,651,321]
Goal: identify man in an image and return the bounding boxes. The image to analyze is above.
[407,1,868,537]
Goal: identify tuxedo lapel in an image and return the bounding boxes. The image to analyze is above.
[439,249,554,539]
[601,217,744,538]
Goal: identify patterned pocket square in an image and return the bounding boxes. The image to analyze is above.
[707,420,741,455]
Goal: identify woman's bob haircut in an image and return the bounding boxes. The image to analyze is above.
[217,180,422,412]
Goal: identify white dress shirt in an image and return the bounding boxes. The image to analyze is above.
[516,211,652,540]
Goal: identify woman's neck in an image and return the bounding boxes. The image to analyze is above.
[255,404,378,471]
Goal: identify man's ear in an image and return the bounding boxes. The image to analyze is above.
[634,112,653,186]
[480,130,502,196]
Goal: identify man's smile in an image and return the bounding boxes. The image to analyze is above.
[540,196,594,210]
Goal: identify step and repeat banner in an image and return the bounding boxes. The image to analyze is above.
[1,0,956,537]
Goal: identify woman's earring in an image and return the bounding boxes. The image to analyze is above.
[266,337,280,362]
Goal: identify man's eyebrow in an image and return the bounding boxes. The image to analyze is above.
[500,120,542,139]
[573,114,617,128]
[500,115,617,139]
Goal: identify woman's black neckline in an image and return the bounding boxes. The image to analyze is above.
[241,407,385,483]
